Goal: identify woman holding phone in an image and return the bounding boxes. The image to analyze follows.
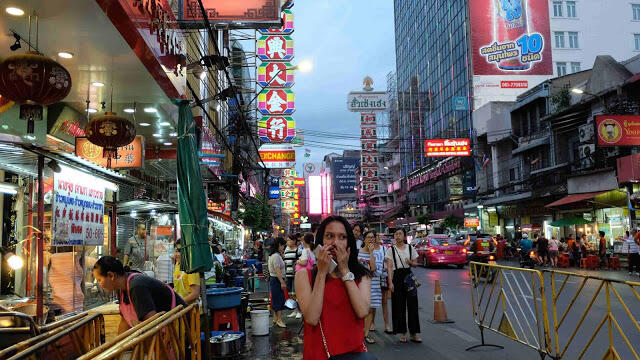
[295,216,375,360]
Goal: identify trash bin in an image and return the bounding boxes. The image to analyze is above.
[250,310,270,336]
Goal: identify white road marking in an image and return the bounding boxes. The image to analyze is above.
[523,295,542,301]
[446,327,479,343]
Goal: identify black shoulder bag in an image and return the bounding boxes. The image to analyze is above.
[391,245,421,297]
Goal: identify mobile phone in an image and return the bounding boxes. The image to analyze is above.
[329,258,338,273]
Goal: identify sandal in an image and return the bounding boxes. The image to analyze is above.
[365,336,376,344]
[399,335,407,343]
[410,336,422,343]
[384,328,393,334]
[276,321,287,328]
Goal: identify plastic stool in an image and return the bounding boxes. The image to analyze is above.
[609,257,620,270]
[587,255,598,269]
[580,258,588,269]
[212,308,239,331]
[558,254,570,268]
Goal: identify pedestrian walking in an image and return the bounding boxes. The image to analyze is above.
[358,230,384,344]
[537,235,548,266]
[548,237,559,268]
[625,230,639,275]
[599,231,609,269]
[295,215,375,360]
[284,235,302,318]
[386,228,421,343]
[375,232,392,334]
[269,237,287,328]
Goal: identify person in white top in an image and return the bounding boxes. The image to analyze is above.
[385,228,421,343]
[626,230,640,275]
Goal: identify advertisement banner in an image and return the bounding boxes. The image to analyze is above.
[347,92,388,112]
[425,139,471,157]
[464,218,480,228]
[596,115,640,146]
[258,116,296,142]
[76,136,144,168]
[258,89,295,115]
[469,0,552,76]
[332,157,359,195]
[52,172,105,246]
[257,35,294,61]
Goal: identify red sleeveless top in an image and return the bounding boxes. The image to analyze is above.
[303,270,367,360]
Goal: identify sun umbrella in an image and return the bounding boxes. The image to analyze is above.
[550,217,591,227]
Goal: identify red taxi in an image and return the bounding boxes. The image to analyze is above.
[415,235,467,268]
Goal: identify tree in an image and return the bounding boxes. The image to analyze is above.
[440,215,462,231]
[417,214,430,226]
[550,87,571,113]
[239,195,272,231]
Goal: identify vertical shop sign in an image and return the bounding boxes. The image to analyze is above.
[52,172,105,246]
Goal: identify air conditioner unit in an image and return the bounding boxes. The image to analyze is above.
[606,147,619,157]
[580,156,595,170]
[579,144,595,159]
[578,124,594,143]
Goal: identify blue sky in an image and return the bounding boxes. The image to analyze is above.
[291,0,396,173]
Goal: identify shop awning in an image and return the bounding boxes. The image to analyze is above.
[545,191,608,208]
[117,198,178,215]
[550,217,591,227]
[208,210,240,226]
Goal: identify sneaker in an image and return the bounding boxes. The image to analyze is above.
[287,312,297,318]
[295,312,303,319]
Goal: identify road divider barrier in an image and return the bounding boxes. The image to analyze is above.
[468,262,640,359]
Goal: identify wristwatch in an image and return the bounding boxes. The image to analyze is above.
[341,272,355,282]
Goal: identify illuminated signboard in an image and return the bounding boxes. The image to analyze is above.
[75,136,144,168]
[294,178,305,186]
[308,175,322,215]
[258,144,296,168]
[258,116,296,142]
[596,115,640,146]
[258,9,294,34]
[257,62,294,88]
[269,186,280,199]
[258,89,295,115]
[347,92,388,112]
[182,0,281,25]
[257,35,294,61]
[464,218,480,228]
[425,139,471,157]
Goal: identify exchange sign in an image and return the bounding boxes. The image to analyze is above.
[596,115,640,146]
[257,62,294,88]
[425,139,471,157]
[258,89,295,115]
[257,35,294,61]
[258,116,296,143]
[258,143,296,168]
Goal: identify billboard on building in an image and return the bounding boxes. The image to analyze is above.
[596,115,640,146]
[332,157,359,196]
[469,0,553,109]
[425,139,471,157]
[258,143,296,168]
[182,0,282,26]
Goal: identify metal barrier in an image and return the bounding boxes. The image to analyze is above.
[546,269,640,360]
[79,304,201,360]
[468,261,552,359]
[2,313,105,360]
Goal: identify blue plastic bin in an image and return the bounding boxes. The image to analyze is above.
[234,276,244,287]
[206,283,226,289]
[255,262,263,273]
[246,259,258,267]
[206,287,243,310]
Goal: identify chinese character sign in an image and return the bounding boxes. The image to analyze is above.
[258,9,294,35]
[258,89,295,115]
[259,116,296,142]
[257,62,294,88]
[53,172,105,246]
[257,35,294,61]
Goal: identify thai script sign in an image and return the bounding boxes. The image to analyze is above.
[347,92,388,112]
[596,115,640,147]
[408,159,462,190]
[425,138,471,157]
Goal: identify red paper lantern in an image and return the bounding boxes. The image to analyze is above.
[0,52,72,133]
[84,111,136,168]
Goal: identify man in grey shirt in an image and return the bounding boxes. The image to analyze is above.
[124,223,147,271]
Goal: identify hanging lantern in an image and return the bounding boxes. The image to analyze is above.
[0,52,72,133]
[85,111,136,168]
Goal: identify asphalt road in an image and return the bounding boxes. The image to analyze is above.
[247,261,640,360]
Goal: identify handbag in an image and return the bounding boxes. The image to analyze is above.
[391,246,421,296]
[319,321,377,360]
[295,249,315,272]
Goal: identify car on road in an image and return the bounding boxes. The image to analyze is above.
[380,236,393,250]
[415,235,467,268]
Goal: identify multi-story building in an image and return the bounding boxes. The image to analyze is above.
[393,0,640,226]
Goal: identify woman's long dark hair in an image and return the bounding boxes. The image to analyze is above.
[94,256,129,276]
[303,232,316,250]
[315,215,372,281]
[270,237,286,255]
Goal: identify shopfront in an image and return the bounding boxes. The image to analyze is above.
[208,211,247,259]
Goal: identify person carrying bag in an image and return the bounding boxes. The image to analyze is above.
[385,229,421,343]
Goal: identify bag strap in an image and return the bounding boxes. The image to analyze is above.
[391,246,398,270]
[319,320,332,358]
[393,246,408,269]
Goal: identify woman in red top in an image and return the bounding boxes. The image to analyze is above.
[295,216,375,360]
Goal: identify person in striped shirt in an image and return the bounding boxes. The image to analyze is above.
[358,230,384,344]
[284,234,302,319]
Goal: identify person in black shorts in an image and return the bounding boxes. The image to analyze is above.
[536,235,549,266]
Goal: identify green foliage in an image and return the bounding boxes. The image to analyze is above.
[417,214,431,225]
[551,87,571,113]
[440,215,462,230]
[239,195,272,231]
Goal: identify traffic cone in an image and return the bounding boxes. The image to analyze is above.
[430,280,454,324]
